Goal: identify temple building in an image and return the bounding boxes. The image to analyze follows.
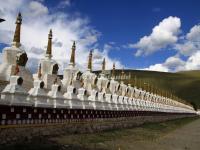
[0,13,33,90]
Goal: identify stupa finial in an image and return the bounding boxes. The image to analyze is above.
[12,12,22,48]
[46,29,52,58]
[111,62,115,78]
[87,50,93,71]
[121,68,125,80]
[69,41,76,67]
[102,58,106,73]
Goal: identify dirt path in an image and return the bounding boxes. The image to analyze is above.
[128,118,200,150]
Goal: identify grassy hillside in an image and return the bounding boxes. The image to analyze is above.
[96,70,200,109]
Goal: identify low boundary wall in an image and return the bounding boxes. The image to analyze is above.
[0,105,196,145]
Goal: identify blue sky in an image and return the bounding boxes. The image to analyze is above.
[44,0,200,70]
[1,0,200,72]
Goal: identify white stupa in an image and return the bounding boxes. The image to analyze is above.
[62,41,81,91]
[33,29,62,90]
[81,50,97,94]
[0,13,33,90]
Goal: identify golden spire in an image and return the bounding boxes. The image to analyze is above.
[150,85,153,93]
[154,86,157,94]
[111,63,115,78]
[46,29,52,58]
[38,64,42,79]
[170,92,173,99]
[144,82,148,91]
[160,89,163,96]
[142,80,145,90]
[102,58,105,73]
[156,88,159,95]
[134,75,137,87]
[70,41,76,67]
[121,68,125,79]
[121,68,124,74]
[139,79,143,89]
[147,83,150,92]
[87,50,92,71]
[13,12,22,47]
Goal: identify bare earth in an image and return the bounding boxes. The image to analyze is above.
[50,118,200,150]
[127,118,200,150]
[1,118,199,150]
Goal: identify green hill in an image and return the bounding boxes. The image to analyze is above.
[95,70,200,109]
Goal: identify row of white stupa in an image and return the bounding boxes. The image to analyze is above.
[0,13,196,114]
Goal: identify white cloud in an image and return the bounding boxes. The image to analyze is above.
[175,41,198,56]
[164,56,185,71]
[90,43,123,71]
[185,51,200,70]
[57,0,71,8]
[0,0,123,73]
[144,55,185,72]
[144,63,169,72]
[187,25,200,41]
[136,18,200,72]
[144,52,200,72]
[175,25,200,56]
[28,1,48,17]
[0,30,13,44]
[132,16,181,56]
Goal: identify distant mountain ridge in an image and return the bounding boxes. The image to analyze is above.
[94,69,200,109]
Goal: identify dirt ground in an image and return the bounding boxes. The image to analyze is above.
[117,118,200,150]
[1,117,200,150]
[50,117,200,150]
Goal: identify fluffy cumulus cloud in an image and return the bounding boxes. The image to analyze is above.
[144,52,200,72]
[133,16,200,72]
[143,55,185,72]
[175,25,200,56]
[154,24,200,72]
[28,1,48,17]
[175,41,197,56]
[57,0,71,8]
[0,0,123,73]
[187,25,200,41]
[133,16,181,56]
[144,63,169,72]
[164,56,185,71]
[184,51,200,70]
